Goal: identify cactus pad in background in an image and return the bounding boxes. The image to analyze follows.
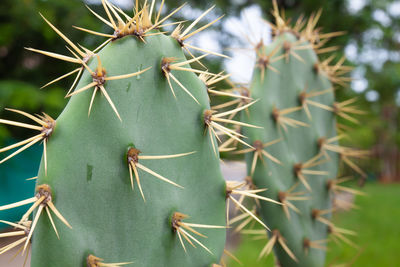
[0,1,260,265]
[235,2,366,266]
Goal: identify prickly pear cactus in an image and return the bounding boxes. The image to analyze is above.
[0,1,235,266]
[237,3,365,266]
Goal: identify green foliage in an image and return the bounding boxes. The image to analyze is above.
[0,80,66,145]
[0,0,100,146]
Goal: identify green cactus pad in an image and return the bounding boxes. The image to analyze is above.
[0,2,228,266]
[240,14,341,267]
[30,23,227,267]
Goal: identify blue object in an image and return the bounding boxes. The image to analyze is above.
[0,139,41,230]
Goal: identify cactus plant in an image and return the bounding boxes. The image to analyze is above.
[0,1,260,266]
[0,1,369,266]
[233,2,366,266]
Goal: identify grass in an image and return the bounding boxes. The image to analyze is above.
[226,182,400,266]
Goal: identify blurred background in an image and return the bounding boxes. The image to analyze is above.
[0,0,399,266]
